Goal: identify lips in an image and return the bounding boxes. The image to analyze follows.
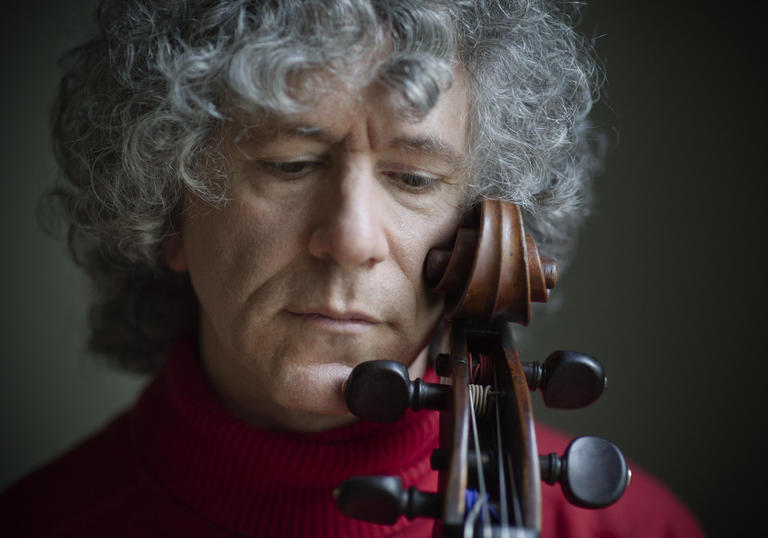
[286,307,382,333]
[289,307,381,324]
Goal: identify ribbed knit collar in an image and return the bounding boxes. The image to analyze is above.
[129,336,439,537]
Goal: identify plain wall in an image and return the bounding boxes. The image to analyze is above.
[1,2,764,537]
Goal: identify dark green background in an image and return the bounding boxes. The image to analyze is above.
[1,2,764,536]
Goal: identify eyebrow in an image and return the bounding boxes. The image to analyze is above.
[239,120,465,169]
[388,135,465,170]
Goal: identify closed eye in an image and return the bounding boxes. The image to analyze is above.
[384,171,439,192]
[261,160,320,179]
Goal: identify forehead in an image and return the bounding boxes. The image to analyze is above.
[229,71,470,163]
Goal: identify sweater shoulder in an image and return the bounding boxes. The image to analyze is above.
[0,414,159,537]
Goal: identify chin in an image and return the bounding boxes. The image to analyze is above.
[274,361,355,420]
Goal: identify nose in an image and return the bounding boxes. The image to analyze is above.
[307,165,389,269]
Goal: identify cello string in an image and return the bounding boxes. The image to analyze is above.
[492,366,511,538]
[501,390,524,527]
[463,488,484,537]
[466,375,493,538]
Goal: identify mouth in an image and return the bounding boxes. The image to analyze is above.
[286,307,382,333]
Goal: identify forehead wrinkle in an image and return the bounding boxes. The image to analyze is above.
[234,119,340,146]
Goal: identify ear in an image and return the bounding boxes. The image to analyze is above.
[163,233,188,273]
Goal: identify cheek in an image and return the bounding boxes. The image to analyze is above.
[399,206,464,284]
[394,211,462,331]
[184,198,301,316]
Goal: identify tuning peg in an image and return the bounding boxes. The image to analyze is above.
[335,476,442,524]
[540,436,630,509]
[344,360,452,422]
[523,351,606,409]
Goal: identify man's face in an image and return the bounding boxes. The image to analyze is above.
[174,75,469,432]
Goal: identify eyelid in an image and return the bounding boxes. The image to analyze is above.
[260,158,324,179]
[259,153,325,163]
[379,159,439,176]
[378,161,450,185]
[379,170,441,194]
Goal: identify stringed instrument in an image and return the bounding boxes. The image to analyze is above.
[335,200,630,537]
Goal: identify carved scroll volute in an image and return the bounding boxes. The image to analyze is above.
[424,200,557,324]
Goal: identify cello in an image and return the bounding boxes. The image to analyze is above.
[335,200,630,536]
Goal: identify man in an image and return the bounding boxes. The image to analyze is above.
[0,0,703,536]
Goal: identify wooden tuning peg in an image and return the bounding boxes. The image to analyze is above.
[540,436,631,509]
[344,360,452,422]
[335,476,442,524]
[523,351,607,409]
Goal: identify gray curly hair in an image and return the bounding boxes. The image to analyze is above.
[45,0,602,372]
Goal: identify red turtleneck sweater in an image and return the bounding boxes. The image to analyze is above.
[0,338,703,537]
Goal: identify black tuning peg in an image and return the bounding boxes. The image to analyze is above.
[540,436,630,509]
[334,476,442,524]
[344,360,452,422]
[523,351,606,409]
